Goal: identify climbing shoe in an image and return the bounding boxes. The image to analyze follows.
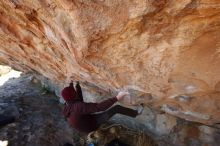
[136,103,144,115]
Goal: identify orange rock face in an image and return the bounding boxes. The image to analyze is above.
[0,0,220,124]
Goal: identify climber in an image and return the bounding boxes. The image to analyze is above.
[61,82,144,133]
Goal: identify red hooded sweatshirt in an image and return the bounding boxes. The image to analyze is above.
[62,83,117,133]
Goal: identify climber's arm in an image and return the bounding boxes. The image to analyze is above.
[71,97,118,114]
[70,91,128,114]
[75,81,84,101]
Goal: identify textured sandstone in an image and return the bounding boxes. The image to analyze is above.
[0,0,220,124]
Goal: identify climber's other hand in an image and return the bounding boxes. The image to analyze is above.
[116,91,129,101]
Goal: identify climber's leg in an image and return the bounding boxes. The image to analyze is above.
[0,115,16,127]
[93,105,139,126]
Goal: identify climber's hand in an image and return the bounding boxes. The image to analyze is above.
[116,91,129,101]
[69,81,74,87]
[70,80,79,85]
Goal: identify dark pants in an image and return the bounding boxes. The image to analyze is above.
[93,105,138,127]
[0,115,16,127]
